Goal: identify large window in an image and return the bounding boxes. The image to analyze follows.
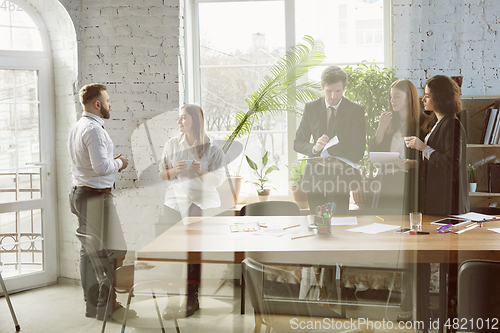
[186,0,390,199]
[0,1,57,290]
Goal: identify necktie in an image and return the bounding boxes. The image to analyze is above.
[327,106,336,134]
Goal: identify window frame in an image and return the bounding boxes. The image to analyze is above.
[184,0,392,201]
[0,0,57,290]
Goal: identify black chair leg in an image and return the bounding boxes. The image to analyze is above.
[0,271,20,331]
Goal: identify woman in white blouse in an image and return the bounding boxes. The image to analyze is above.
[159,104,225,318]
[371,79,427,214]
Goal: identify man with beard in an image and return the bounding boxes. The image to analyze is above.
[68,83,133,319]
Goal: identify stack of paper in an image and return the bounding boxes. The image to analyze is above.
[346,223,400,234]
[450,212,500,221]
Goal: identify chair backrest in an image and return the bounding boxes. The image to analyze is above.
[75,227,112,285]
[470,206,500,216]
[240,201,300,217]
[458,260,500,332]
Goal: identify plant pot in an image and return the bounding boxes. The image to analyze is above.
[258,189,271,201]
[291,185,309,209]
[469,183,477,192]
[218,176,243,207]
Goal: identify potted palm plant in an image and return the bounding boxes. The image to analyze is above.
[246,151,279,201]
[219,36,325,204]
[286,160,308,209]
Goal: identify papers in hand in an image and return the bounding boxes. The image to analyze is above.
[369,152,402,166]
[450,212,500,221]
[346,223,400,234]
[322,136,339,153]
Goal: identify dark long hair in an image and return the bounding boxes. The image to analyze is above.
[182,104,210,158]
[388,79,422,136]
[422,75,462,132]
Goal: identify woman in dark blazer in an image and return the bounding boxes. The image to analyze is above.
[371,79,427,214]
[406,75,469,215]
[405,75,469,326]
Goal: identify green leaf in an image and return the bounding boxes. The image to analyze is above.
[245,155,258,171]
[262,151,269,167]
[264,165,279,176]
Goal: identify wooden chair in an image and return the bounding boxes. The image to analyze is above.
[0,261,20,331]
[242,257,373,333]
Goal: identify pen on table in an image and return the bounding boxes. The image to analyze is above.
[283,224,300,230]
[376,216,384,221]
[409,230,430,235]
[455,224,480,234]
[291,234,315,240]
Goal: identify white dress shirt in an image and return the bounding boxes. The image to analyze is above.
[159,134,225,216]
[319,97,343,156]
[423,117,442,160]
[68,111,122,188]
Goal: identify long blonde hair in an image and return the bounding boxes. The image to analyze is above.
[388,79,422,136]
[182,104,210,158]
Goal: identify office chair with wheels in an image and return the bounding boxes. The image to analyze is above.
[239,201,301,217]
[242,257,372,333]
[0,261,20,331]
[458,260,500,332]
[76,228,180,333]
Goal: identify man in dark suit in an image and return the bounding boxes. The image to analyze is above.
[294,66,366,215]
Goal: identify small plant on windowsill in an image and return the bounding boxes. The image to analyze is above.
[246,151,279,201]
[286,160,308,209]
[468,164,477,192]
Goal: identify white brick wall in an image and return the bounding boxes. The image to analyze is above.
[53,0,181,279]
[393,0,500,94]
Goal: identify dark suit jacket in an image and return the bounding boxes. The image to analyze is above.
[419,115,469,215]
[293,97,366,195]
[294,97,366,162]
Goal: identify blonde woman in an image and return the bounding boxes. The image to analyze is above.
[372,79,427,213]
[159,104,225,318]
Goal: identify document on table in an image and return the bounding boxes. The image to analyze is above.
[346,223,400,234]
[330,217,358,226]
[369,152,402,166]
[450,212,500,221]
[252,228,295,237]
[488,228,500,234]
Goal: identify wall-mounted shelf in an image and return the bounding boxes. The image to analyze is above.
[464,95,500,207]
[470,192,500,197]
[467,144,500,148]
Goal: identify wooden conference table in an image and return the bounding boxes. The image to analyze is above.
[138,215,500,332]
